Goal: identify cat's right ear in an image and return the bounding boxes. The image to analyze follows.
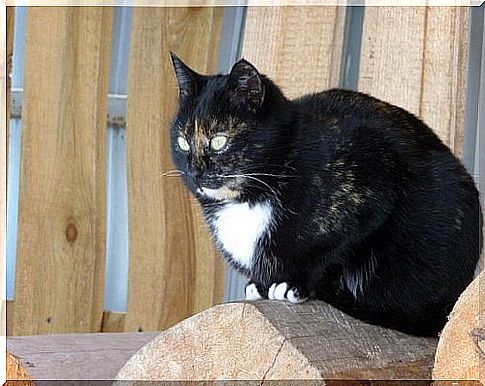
[227,59,265,112]
[170,52,200,98]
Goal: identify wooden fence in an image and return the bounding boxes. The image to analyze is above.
[6,6,473,336]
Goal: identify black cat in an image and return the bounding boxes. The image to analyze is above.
[169,53,482,336]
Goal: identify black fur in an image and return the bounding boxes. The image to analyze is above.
[169,53,482,336]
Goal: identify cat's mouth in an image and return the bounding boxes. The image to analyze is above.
[198,186,241,201]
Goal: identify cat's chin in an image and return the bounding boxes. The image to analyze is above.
[197,186,241,202]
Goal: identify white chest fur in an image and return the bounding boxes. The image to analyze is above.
[213,201,273,270]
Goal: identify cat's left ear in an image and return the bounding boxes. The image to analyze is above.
[227,59,265,112]
[170,52,201,97]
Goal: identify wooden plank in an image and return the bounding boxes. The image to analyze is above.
[420,7,469,158]
[7,332,158,381]
[11,7,112,335]
[6,6,14,155]
[241,5,346,99]
[125,7,224,332]
[101,311,126,333]
[3,7,15,342]
[6,303,440,382]
[7,300,14,336]
[359,7,427,114]
[358,7,469,157]
[116,301,438,381]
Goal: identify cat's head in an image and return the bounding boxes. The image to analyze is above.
[169,53,288,203]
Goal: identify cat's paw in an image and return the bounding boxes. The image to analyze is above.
[268,282,307,304]
[245,282,263,301]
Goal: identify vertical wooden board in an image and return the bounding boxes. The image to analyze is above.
[12,7,112,335]
[125,7,224,332]
[6,7,14,153]
[359,7,469,158]
[420,7,469,157]
[241,6,346,99]
[90,7,114,333]
[7,301,14,336]
[359,7,427,115]
[4,7,15,339]
[101,311,126,333]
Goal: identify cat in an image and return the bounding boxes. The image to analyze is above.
[169,52,482,336]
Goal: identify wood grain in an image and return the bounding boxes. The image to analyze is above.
[11,7,112,335]
[242,6,346,99]
[359,7,469,157]
[125,7,224,332]
[7,300,14,336]
[6,6,14,156]
[116,301,438,382]
[7,352,34,385]
[4,7,15,341]
[420,7,469,158]
[7,332,158,381]
[359,7,427,114]
[433,272,483,383]
[101,311,126,333]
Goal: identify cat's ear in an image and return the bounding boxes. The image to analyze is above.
[170,52,201,97]
[227,59,265,112]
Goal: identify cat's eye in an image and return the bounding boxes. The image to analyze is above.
[177,136,190,152]
[210,135,228,152]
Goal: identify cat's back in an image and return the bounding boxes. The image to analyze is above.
[294,88,450,155]
[294,88,412,120]
[291,87,480,241]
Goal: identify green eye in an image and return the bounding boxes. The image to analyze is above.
[177,136,190,152]
[210,135,228,151]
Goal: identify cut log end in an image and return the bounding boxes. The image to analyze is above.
[433,272,484,383]
[115,300,438,383]
[7,351,34,385]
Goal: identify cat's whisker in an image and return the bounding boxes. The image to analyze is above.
[235,172,298,178]
[222,174,282,202]
[159,169,185,177]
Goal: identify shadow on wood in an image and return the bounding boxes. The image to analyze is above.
[114,300,438,382]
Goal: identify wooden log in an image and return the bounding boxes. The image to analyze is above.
[115,301,438,382]
[7,332,158,382]
[7,352,33,385]
[7,302,438,382]
[433,272,484,383]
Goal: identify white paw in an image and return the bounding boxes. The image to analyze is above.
[268,282,288,300]
[287,287,307,304]
[268,282,307,303]
[267,283,277,299]
[245,283,263,300]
